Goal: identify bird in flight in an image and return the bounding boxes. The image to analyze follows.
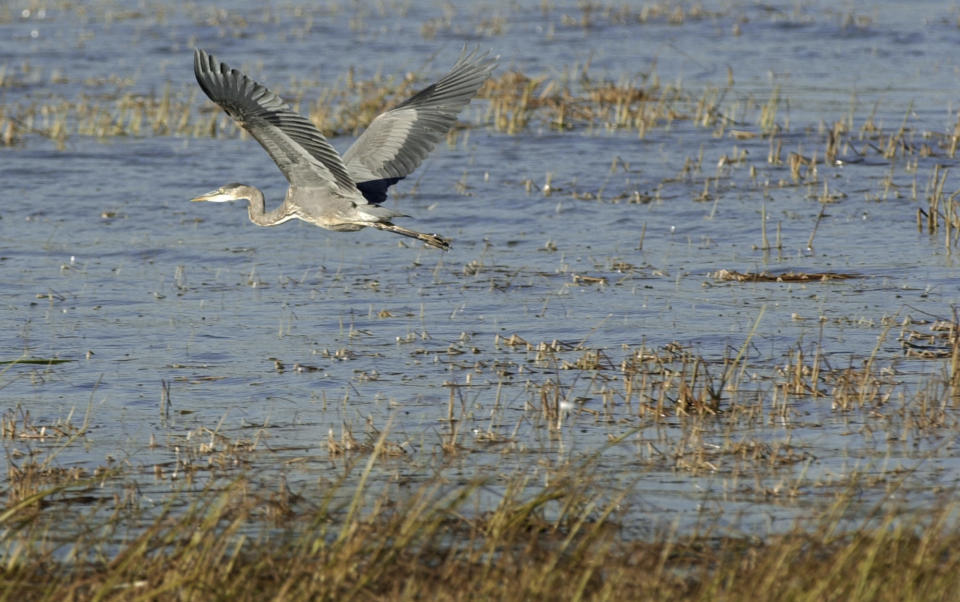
[191,47,497,250]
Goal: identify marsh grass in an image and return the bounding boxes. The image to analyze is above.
[3,440,960,600]
[0,59,695,145]
[6,324,960,598]
[5,326,960,598]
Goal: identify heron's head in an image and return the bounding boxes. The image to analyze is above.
[190,183,249,203]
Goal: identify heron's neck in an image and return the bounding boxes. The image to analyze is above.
[239,186,289,227]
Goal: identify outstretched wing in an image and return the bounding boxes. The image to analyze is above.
[194,48,357,194]
[342,48,497,203]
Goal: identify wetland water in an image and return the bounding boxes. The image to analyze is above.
[3,0,960,537]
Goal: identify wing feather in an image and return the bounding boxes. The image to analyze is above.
[194,48,357,194]
[342,48,497,188]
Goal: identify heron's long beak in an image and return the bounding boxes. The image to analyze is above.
[190,189,230,203]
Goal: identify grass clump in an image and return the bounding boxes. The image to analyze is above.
[2,433,960,601]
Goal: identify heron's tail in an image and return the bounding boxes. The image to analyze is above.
[358,204,408,221]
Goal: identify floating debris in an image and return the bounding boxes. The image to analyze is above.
[901,317,960,359]
[707,269,860,282]
[0,357,73,365]
[572,273,607,286]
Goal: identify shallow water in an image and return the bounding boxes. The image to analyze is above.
[3,0,960,536]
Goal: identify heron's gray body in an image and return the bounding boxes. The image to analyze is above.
[284,185,404,231]
[191,47,497,249]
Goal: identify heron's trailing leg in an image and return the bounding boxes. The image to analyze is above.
[370,222,451,250]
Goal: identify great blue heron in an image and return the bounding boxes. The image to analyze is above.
[191,48,497,250]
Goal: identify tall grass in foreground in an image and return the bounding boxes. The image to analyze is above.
[2,443,959,601]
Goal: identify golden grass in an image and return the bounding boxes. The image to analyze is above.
[2,443,960,601]
[0,57,675,145]
[3,322,960,599]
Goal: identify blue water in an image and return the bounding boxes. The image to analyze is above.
[2,0,960,536]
